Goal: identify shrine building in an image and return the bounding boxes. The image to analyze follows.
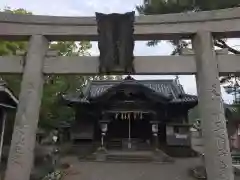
[62,76,198,155]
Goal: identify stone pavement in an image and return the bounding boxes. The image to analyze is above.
[61,156,200,180]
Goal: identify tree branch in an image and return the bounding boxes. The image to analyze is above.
[214,39,240,54]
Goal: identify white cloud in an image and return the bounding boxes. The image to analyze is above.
[0,0,142,16]
[0,0,235,103]
[0,0,80,16]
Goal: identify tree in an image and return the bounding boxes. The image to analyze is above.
[137,0,240,99]
[137,0,240,14]
[40,41,93,129]
[137,0,240,54]
[0,8,113,130]
[223,77,240,104]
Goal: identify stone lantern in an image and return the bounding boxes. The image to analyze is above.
[99,120,109,151]
[151,122,159,150]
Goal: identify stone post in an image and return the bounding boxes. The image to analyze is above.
[151,123,159,151]
[193,31,234,180]
[4,35,49,180]
[100,122,108,151]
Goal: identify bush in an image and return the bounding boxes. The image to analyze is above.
[42,170,66,180]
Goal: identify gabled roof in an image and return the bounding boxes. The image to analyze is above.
[0,81,18,109]
[63,76,198,105]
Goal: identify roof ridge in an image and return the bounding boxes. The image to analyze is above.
[83,81,93,97]
[91,79,175,83]
[170,80,186,95]
[64,78,198,105]
[91,80,122,84]
[0,80,6,86]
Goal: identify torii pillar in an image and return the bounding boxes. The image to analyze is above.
[193,31,234,180]
[4,35,48,180]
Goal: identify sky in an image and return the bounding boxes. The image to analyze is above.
[0,0,237,103]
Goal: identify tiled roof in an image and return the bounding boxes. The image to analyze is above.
[0,82,18,108]
[0,80,5,86]
[171,94,198,103]
[64,76,197,104]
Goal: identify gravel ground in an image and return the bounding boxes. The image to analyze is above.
[61,156,200,180]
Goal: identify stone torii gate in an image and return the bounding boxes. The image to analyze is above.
[0,7,239,180]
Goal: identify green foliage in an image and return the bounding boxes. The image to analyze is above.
[138,0,240,100]
[188,106,199,123]
[223,77,240,104]
[50,41,92,56]
[137,0,195,15]
[0,7,30,55]
[137,0,240,15]
[3,7,32,14]
[0,8,92,129]
[0,8,30,95]
[137,0,240,55]
[42,41,93,129]
[42,169,65,180]
[0,7,123,130]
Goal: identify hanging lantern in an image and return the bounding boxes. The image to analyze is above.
[127,113,131,120]
[101,123,108,133]
[115,113,119,119]
[134,112,137,120]
[152,124,158,133]
[124,113,127,120]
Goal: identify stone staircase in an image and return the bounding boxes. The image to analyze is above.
[107,138,151,151]
[232,153,240,164]
[70,143,96,159]
[106,151,153,162]
[89,150,174,163]
[76,139,174,163]
[107,139,122,149]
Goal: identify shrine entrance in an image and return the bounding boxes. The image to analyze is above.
[106,111,153,150]
[1,7,237,180]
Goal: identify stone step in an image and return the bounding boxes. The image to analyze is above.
[107,139,152,151]
[232,154,240,164]
[106,153,153,162]
[162,146,198,157]
[80,149,175,163]
[107,140,122,146]
[104,150,174,163]
[70,144,95,157]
